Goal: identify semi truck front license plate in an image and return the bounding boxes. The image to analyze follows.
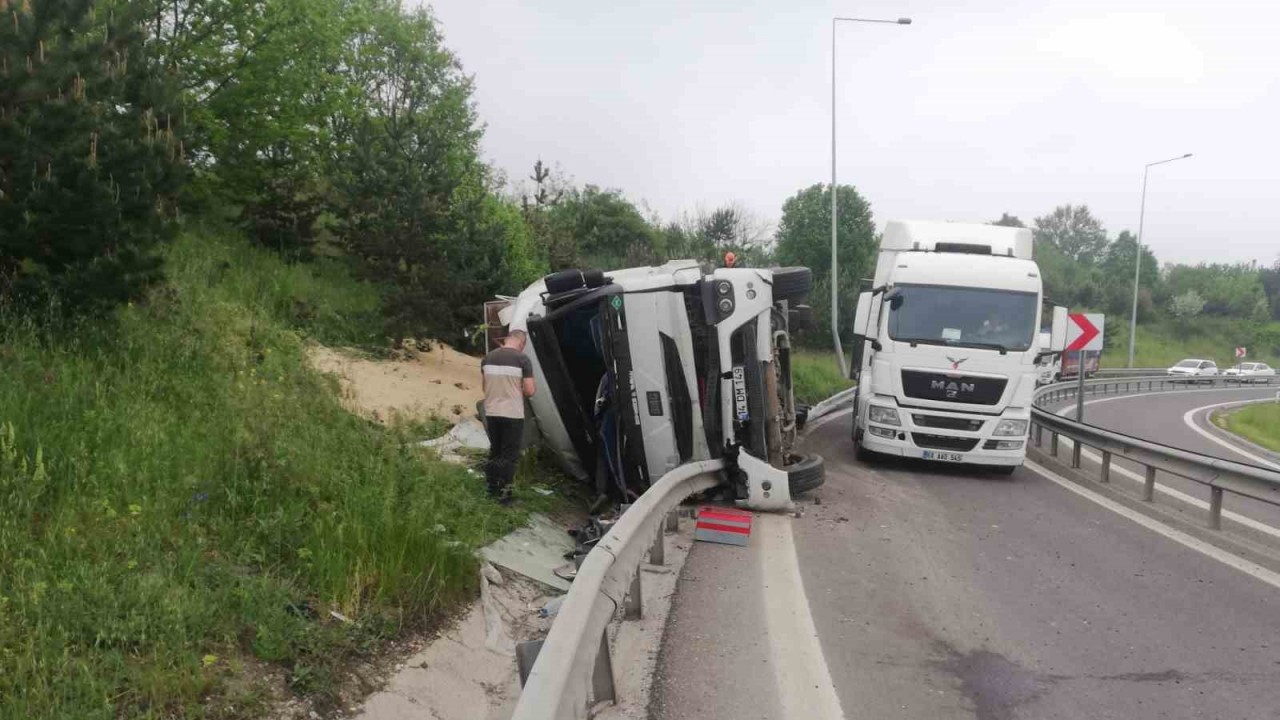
[921,450,963,463]
[732,366,748,421]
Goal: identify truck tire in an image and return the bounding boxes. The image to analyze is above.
[785,454,825,495]
[771,267,812,301]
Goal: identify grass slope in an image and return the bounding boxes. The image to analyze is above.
[0,225,531,718]
[1102,317,1280,369]
[1216,404,1280,453]
[792,349,855,406]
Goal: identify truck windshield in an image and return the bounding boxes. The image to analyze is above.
[887,284,1037,352]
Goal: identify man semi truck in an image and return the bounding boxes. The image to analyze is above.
[849,220,1055,474]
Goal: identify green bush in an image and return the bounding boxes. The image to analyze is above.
[0,225,523,718]
[791,349,855,406]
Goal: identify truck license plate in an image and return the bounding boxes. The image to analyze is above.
[921,450,964,463]
[731,366,748,421]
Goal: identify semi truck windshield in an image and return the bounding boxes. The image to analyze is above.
[887,284,1038,352]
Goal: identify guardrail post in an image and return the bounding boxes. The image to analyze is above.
[1034,423,1043,447]
[1100,450,1111,483]
[666,508,680,532]
[1050,431,1059,456]
[649,525,665,566]
[1209,487,1224,530]
[624,571,642,620]
[592,628,617,704]
[1143,466,1156,502]
[1071,437,1081,468]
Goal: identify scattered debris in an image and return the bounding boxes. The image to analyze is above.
[481,514,578,592]
[538,595,566,618]
[420,418,490,464]
[330,610,353,624]
[480,562,504,587]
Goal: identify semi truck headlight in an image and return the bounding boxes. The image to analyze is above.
[869,426,897,439]
[994,440,1024,450]
[717,297,734,314]
[993,419,1028,436]
[717,281,732,295]
[868,405,901,427]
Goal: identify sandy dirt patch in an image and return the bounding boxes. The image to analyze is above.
[309,342,484,424]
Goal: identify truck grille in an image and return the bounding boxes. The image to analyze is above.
[901,370,1007,406]
[912,433,980,452]
[912,414,984,432]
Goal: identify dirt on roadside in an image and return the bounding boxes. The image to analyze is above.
[309,342,484,425]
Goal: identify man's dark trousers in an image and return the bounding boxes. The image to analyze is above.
[485,416,523,499]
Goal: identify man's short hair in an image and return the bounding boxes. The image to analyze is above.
[506,329,527,344]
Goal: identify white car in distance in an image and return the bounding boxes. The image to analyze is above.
[1223,362,1276,384]
[1167,358,1219,383]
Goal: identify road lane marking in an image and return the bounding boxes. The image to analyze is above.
[1054,393,1280,540]
[1182,400,1280,471]
[757,513,847,720]
[1026,460,1280,591]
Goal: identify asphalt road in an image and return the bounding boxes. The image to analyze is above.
[1048,385,1280,529]
[652,408,1280,719]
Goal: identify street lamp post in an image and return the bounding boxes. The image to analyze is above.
[1127,153,1193,368]
[831,16,911,375]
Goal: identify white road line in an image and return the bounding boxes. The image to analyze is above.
[1182,400,1280,471]
[1052,390,1280,540]
[1026,459,1280,591]
[757,513,847,720]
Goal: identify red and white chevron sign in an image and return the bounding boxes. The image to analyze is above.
[1066,313,1104,352]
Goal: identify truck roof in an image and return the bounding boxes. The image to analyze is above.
[883,220,1033,261]
[885,252,1041,293]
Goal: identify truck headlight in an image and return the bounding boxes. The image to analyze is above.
[994,440,1024,450]
[868,405,901,427]
[992,419,1028,437]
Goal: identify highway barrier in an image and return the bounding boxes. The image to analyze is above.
[1031,375,1280,530]
[511,459,725,720]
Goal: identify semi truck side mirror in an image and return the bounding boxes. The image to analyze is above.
[1035,350,1061,364]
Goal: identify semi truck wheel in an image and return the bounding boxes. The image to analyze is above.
[785,454,825,495]
[770,267,813,301]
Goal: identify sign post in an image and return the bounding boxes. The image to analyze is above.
[1066,313,1105,424]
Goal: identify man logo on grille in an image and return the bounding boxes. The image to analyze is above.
[946,356,967,371]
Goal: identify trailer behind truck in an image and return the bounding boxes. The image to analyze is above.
[850,220,1058,473]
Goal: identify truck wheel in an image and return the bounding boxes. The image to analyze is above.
[771,267,813,301]
[785,454,825,495]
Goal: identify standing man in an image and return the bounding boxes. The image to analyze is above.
[481,329,536,505]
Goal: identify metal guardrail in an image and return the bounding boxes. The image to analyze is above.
[1031,375,1280,530]
[1093,367,1167,378]
[511,458,725,720]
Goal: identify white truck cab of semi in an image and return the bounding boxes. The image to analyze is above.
[850,220,1048,473]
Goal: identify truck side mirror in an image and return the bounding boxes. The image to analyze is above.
[1035,350,1060,364]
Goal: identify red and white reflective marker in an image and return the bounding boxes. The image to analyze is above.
[694,506,753,546]
[1236,347,1247,359]
[1066,313,1104,352]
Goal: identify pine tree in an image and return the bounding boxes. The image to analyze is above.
[0,0,184,314]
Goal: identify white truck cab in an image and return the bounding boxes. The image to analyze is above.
[850,220,1049,473]
[492,262,823,511]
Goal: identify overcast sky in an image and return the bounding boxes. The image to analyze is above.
[431,0,1279,266]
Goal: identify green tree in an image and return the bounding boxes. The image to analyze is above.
[151,0,354,254]
[774,183,876,347]
[991,212,1025,228]
[1169,289,1206,319]
[545,185,657,270]
[1098,230,1159,319]
[1,0,184,313]
[1034,204,1108,264]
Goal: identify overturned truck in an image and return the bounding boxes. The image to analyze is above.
[488,261,823,511]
